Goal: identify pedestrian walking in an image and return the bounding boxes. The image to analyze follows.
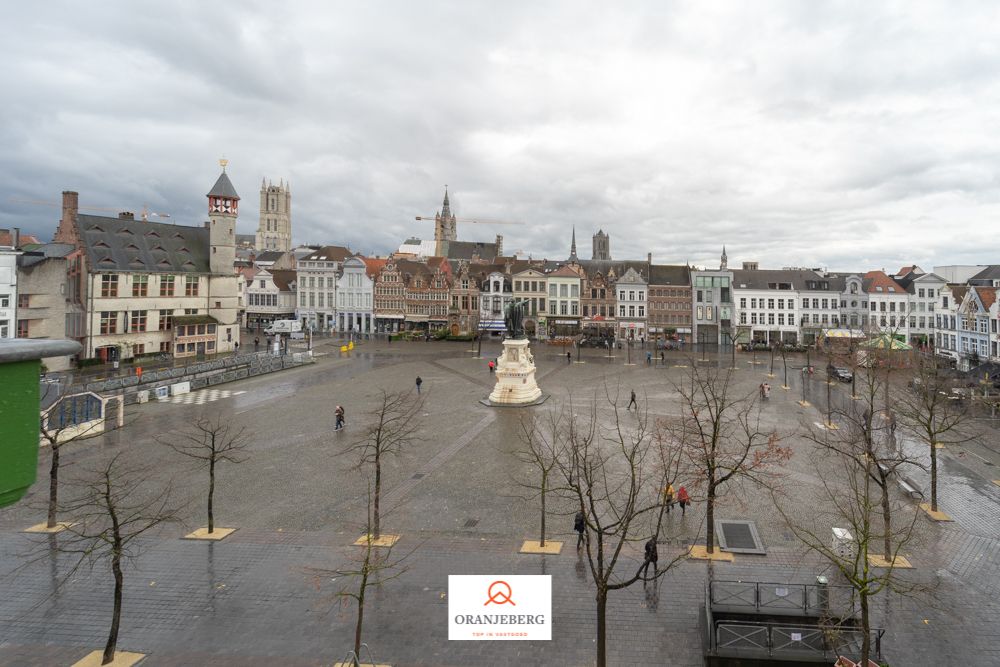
[234,341,240,355]
[763,383,770,399]
[254,336,260,352]
[334,405,345,431]
[415,375,423,394]
[660,351,665,364]
[677,486,690,516]
[641,537,658,579]
[646,351,652,365]
[566,351,572,364]
[574,510,586,550]
[663,482,675,514]
[488,360,495,374]
[628,389,637,411]
[759,382,765,399]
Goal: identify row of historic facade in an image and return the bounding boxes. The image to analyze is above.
[3,172,999,373]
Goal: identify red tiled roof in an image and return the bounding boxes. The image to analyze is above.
[863,270,905,294]
[362,257,386,279]
[0,230,41,247]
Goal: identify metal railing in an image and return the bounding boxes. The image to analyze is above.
[709,579,858,617]
[714,620,882,661]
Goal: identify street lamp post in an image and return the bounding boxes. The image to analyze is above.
[477,325,483,358]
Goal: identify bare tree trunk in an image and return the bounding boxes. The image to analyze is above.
[207,458,215,534]
[47,445,59,529]
[706,482,716,553]
[103,551,124,665]
[539,472,547,547]
[860,590,871,666]
[354,592,365,665]
[881,486,892,559]
[373,453,382,539]
[930,442,938,512]
[596,585,608,667]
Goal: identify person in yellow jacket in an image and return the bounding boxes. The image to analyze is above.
[663,483,676,514]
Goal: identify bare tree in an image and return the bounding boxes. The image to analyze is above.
[557,391,686,667]
[514,411,562,547]
[57,453,179,665]
[775,419,921,665]
[310,482,413,666]
[346,389,423,540]
[894,354,972,513]
[163,415,249,534]
[670,366,791,554]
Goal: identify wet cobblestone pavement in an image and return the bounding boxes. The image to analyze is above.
[2,341,999,666]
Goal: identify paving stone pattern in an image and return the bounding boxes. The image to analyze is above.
[3,341,1000,666]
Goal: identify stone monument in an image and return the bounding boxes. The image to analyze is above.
[485,299,544,406]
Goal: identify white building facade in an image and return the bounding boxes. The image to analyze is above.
[615,267,647,341]
[479,271,512,334]
[0,248,19,339]
[336,256,374,333]
[296,245,351,330]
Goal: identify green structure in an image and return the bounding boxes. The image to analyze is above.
[0,339,81,508]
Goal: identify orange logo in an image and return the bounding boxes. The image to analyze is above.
[484,580,516,606]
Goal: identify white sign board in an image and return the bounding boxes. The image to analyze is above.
[170,381,191,396]
[448,575,551,640]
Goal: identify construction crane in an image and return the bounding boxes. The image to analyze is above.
[414,215,524,225]
[9,198,171,221]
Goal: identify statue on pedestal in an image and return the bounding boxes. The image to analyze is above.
[504,299,527,340]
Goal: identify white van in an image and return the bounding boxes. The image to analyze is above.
[264,320,302,336]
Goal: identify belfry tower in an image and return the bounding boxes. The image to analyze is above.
[207,159,240,352]
[256,178,292,252]
[433,187,457,256]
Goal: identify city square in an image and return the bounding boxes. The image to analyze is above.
[2,338,999,666]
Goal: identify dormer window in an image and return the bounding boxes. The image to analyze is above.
[146,230,160,238]
[94,241,110,249]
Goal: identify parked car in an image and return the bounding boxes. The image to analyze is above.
[827,365,853,382]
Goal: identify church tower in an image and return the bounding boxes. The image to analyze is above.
[256,178,292,252]
[568,226,579,262]
[207,160,240,351]
[433,187,457,256]
[720,245,728,270]
[592,229,610,261]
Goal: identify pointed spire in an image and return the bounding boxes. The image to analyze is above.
[720,245,728,270]
[569,225,578,262]
[441,185,452,219]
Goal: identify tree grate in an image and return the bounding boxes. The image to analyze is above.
[463,518,479,528]
[411,473,425,479]
[716,520,766,554]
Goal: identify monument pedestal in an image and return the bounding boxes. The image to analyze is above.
[484,338,544,406]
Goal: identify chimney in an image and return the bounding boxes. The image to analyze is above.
[12,227,19,249]
[118,211,135,220]
[61,191,79,222]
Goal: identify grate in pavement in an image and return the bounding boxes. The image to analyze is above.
[411,473,425,479]
[463,518,479,528]
[716,520,767,554]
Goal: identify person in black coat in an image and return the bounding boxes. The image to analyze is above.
[641,537,658,579]
[574,511,586,550]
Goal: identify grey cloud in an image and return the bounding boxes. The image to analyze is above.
[2,1,999,275]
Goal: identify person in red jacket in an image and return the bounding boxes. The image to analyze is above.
[677,486,690,517]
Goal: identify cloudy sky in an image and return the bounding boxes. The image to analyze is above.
[3,1,1000,271]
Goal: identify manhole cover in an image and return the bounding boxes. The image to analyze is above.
[716,520,766,554]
